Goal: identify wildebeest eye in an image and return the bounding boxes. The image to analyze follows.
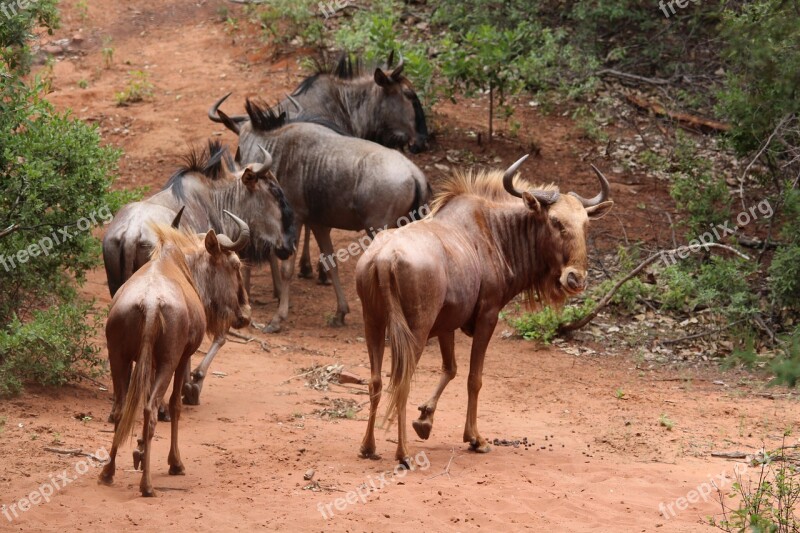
[551,218,566,233]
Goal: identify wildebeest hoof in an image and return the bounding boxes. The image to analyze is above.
[316,274,331,285]
[182,381,201,405]
[358,449,381,460]
[132,449,143,471]
[260,322,282,334]
[98,472,114,486]
[468,439,492,454]
[398,457,415,470]
[107,411,115,424]
[412,419,433,440]
[327,314,346,327]
[157,406,170,422]
[299,263,314,279]
[169,465,186,476]
[141,487,156,497]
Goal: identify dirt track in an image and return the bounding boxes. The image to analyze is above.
[0,1,798,531]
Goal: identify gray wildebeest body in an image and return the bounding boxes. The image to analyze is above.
[99,216,251,497]
[102,141,296,406]
[233,100,430,333]
[355,155,613,465]
[209,52,428,281]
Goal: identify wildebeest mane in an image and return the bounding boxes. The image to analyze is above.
[147,222,200,258]
[163,140,234,201]
[292,53,364,96]
[429,168,556,216]
[245,97,350,136]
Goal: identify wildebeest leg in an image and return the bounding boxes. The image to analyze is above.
[182,332,227,405]
[264,255,294,333]
[139,365,173,497]
[412,331,456,440]
[309,224,349,326]
[298,225,314,279]
[359,313,386,460]
[462,316,498,454]
[98,354,132,485]
[168,355,190,476]
[242,265,252,297]
[269,253,282,300]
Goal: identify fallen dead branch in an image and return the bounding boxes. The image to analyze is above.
[625,93,731,134]
[558,244,750,334]
[597,69,672,86]
[44,447,106,462]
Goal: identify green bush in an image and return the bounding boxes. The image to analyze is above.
[509,299,595,344]
[0,7,129,396]
[0,304,103,396]
[717,1,800,155]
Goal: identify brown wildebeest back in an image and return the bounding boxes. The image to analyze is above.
[98,213,250,496]
[355,155,613,464]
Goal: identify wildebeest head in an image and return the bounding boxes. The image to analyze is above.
[372,56,429,153]
[231,148,297,262]
[503,156,614,300]
[193,211,252,332]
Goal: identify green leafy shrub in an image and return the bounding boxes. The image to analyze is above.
[114,70,154,106]
[1,8,130,396]
[0,304,103,396]
[509,299,596,344]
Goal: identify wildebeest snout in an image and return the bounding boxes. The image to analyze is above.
[233,304,252,330]
[561,268,586,293]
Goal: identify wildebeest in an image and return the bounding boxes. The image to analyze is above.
[223,99,430,333]
[102,141,296,406]
[98,215,251,496]
[209,52,428,282]
[355,156,613,465]
[209,52,428,153]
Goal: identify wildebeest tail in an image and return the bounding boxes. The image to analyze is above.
[381,257,418,425]
[102,236,122,297]
[112,304,160,449]
[409,177,431,221]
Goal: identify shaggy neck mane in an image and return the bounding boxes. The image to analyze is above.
[246,97,348,136]
[431,168,566,307]
[148,224,231,339]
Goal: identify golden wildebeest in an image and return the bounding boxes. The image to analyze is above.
[98,213,251,497]
[355,155,613,465]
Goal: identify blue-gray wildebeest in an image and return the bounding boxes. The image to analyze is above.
[99,215,251,497]
[208,52,428,283]
[102,140,296,407]
[220,98,430,333]
[355,155,613,465]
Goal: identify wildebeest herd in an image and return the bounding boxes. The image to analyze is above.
[98,53,613,495]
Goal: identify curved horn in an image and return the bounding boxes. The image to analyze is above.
[258,145,273,170]
[502,154,530,198]
[218,210,250,253]
[208,92,249,130]
[171,206,186,229]
[569,164,610,208]
[390,53,405,80]
[286,94,303,114]
[387,49,395,69]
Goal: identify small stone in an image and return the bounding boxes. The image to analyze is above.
[303,469,314,480]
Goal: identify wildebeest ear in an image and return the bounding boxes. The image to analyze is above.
[585,200,614,220]
[204,230,222,256]
[374,68,392,88]
[522,191,547,218]
[241,167,259,191]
